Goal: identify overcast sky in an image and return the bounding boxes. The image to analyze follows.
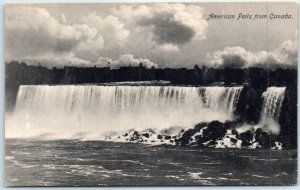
[5,2,298,69]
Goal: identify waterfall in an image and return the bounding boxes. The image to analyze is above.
[203,87,242,116]
[6,85,243,140]
[261,87,286,121]
[251,87,287,135]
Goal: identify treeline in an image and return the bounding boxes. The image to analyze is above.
[6,60,297,87]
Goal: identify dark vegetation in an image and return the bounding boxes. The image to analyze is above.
[5,61,297,148]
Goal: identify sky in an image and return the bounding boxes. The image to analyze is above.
[5,2,298,69]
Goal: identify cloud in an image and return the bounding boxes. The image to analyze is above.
[20,53,92,68]
[155,44,180,52]
[5,6,104,64]
[5,4,297,69]
[113,3,208,49]
[5,6,159,68]
[95,54,158,69]
[60,14,67,23]
[273,40,298,67]
[20,53,159,69]
[81,12,130,48]
[138,14,195,45]
[206,39,297,69]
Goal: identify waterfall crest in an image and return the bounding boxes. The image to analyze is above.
[6,85,243,140]
[261,87,286,121]
[15,85,243,115]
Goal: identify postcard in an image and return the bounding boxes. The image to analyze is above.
[5,2,298,186]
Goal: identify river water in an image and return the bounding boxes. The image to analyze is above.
[5,139,297,186]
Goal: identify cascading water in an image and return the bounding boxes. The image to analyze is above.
[6,85,243,140]
[203,87,242,116]
[251,87,287,135]
[261,87,286,121]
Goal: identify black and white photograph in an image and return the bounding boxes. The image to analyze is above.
[4,2,298,186]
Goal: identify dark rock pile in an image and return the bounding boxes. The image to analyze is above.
[106,120,284,150]
[175,121,283,149]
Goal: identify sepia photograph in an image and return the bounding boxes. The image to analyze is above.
[4,2,298,186]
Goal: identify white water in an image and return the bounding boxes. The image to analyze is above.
[240,87,286,135]
[261,87,286,121]
[6,85,243,140]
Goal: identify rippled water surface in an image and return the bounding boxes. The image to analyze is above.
[5,140,297,186]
